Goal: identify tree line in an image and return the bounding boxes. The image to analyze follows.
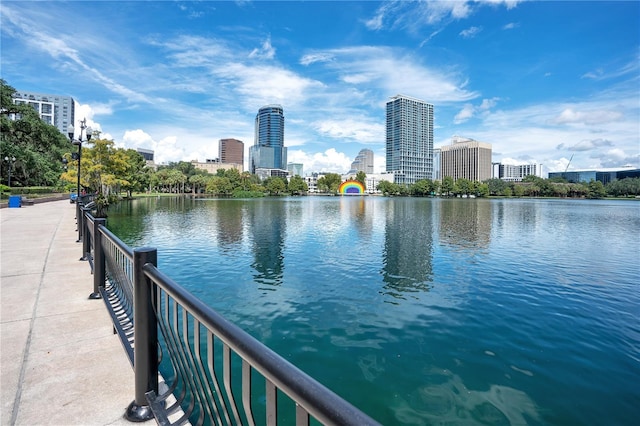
[376,175,639,199]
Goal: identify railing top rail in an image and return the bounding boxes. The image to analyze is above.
[142,263,381,426]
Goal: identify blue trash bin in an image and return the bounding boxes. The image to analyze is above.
[8,195,21,208]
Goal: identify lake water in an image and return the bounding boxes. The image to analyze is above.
[107,196,640,425]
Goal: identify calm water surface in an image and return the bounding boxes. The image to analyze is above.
[107,197,640,425]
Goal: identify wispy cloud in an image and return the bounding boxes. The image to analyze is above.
[460,26,483,39]
[365,0,522,33]
[454,98,500,123]
[300,46,478,103]
[249,36,276,60]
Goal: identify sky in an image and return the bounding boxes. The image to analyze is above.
[1,1,638,176]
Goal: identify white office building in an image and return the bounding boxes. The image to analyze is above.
[386,95,434,186]
[12,90,75,136]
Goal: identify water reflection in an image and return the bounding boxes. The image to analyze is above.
[213,200,245,250]
[342,197,374,240]
[382,199,434,300]
[247,199,286,289]
[438,199,491,250]
[389,367,540,425]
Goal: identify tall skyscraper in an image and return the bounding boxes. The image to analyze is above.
[386,94,434,185]
[349,148,374,174]
[249,105,286,174]
[11,90,75,136]
[219,138,244,167]
[440,136,492,182]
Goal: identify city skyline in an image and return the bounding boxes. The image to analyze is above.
[1,1,638,174]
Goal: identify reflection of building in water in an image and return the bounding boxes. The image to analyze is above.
[438,200,491,249]
[382,199,434,299]
[215,201,245,249]
[247,200,286,287]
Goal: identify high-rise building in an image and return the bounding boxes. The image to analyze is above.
[249,105,286,174]
[349,148,374,174]
[11,90,75,136]
[386,95,434,185]
[440,136,492,182]
[219,138,244,167]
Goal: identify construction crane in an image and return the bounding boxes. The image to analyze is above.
[565,154,574,173]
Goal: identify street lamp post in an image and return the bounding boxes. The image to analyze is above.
[68,119,92,244]
[67,118,92,199]
[4,156,16,187]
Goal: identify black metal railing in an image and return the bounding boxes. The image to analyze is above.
[77,206,381,426]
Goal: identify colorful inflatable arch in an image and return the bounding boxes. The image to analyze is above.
[339,180,366,195]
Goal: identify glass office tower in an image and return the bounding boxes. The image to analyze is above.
[249,105,286,174]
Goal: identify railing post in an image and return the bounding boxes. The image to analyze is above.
[89,218,106,300]
[126,247,158,422]
[81,208,90,261]
[75,201,82,242]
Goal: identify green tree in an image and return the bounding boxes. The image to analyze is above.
[206,176,233,195]
[189,172,210,194]
[606,177,640,197]
[485,178,509,196]
[316,173,341,193]
[475,182,490,198]
[265,177,287,195]
[288,175,308,195]
[441,176,454,197]
[455,178,473,196]
[121,149,149,197]
[587,179,607,199]
[412,179,433,196]
[355,171,366,186]
[1,79,70,187]
[512,184,524,197]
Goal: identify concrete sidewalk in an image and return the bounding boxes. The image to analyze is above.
[1,200,148,425]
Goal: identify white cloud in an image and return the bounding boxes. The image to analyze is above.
[312,118,384,144]
[460,26,483,39]
[454,104,476,124]
[300,52,335,66]
[454,97,500,123]
[249,36,276,60]
[288,148,354,174]
[552,108,624,125]
[301,46,478,103]
[122,129,186,164]
[365,0,521,32]
[557,138,614,152]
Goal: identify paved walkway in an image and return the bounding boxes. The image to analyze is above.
[1,200,149,425]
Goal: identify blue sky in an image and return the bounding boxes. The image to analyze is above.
[1,1,638,175]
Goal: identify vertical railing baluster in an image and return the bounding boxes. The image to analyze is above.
[242,361,256,426]
[125,247,158,422]
[265,378,277,426]
[295,404,310,426]
[223,344,243,424]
